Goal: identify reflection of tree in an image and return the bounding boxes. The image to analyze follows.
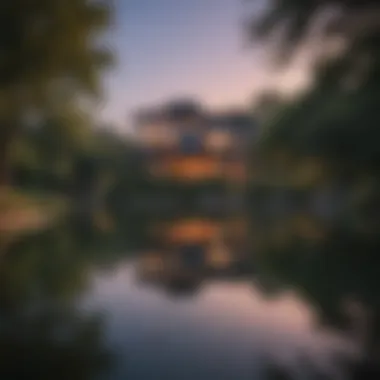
[0,307,110,380]
[0,221,137,311]
[0,226,118,379]
[163,276,202,298]
[258,232,380,324]
[255,229,380,379]
[0,229,91,308]
[262,361,296,380]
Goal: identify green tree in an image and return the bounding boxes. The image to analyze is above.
[249,3,380,376]
[249,0,380,179]
[250,0,379,66]
[0,0,113,187]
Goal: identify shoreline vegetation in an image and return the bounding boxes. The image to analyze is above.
[0,189,68,235]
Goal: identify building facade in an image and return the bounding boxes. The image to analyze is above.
[134,100,256,183]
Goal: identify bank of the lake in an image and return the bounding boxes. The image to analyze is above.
[0,189,69,235]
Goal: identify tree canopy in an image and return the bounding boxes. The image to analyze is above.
[0,0,113,186]
[249,0,380,178]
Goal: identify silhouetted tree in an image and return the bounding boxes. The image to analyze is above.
[0,0,113,187]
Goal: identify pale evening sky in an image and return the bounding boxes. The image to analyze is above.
[100,0,311,132]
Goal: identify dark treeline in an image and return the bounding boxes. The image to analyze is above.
[247,0,380,262]
[248,1,380,378]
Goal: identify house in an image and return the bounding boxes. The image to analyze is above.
[134,99,256,183]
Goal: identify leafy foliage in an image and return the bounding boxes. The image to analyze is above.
[0,0,113,186]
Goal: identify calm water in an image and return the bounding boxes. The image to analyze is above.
[0,216,378,379]
[82,261,360,380]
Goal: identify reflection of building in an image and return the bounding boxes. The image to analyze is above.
[137,218,253,295]
[135,100,256,182]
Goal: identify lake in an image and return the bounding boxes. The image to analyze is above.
[0,215,378,379]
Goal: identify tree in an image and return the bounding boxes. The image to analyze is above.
[248,3,380,375]
[249,0,380,178]
[0,0,113,187]
[250,0,379,67]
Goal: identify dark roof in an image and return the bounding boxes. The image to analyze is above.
[134,101,256,134]
[134,109,162,125]
[135,99,204,126]
[164,100,203,120]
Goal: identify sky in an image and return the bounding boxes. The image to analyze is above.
[100,0,311,132]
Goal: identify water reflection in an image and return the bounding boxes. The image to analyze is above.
[137,217,252,296]
[250,187,380,380]
[0,307,110,379]
[0,224,116,379]
[85,261,363,380]
[0,214,378,379]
